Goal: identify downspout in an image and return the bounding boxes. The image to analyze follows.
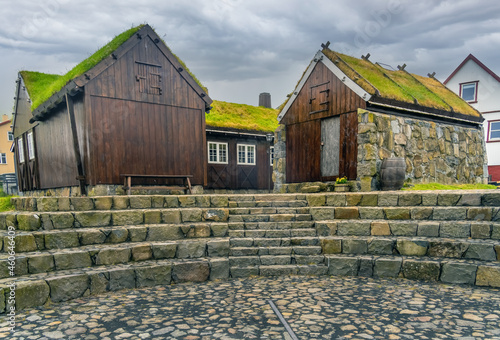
[65,93,87,196]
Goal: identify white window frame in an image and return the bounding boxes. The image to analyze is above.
[270,146,274,166]
[237,144,256,165]
[27,132,35,160]
[0,153,6,164]
[488,120,500,142]
[18,137,25,163]
[7,131,13,141]
[460,81,478,102]
[207,141,228,164]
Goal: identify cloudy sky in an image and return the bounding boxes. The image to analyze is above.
[1,0,500,115]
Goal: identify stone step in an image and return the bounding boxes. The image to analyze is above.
[319,236,500,262]
[0,238,229,279]
[229,236,320,248]
[315,220,500,239]
[228,228,317,238]
[230,246,322,256]
[324,254,500,288]
[309,206,499,221]
[230,264,329,278]
[0,257,229,312]
[0,208,230,231]
[228,221,315,230]
[228,213,312,223]
[1,223,229,253]
[228,207,310,215]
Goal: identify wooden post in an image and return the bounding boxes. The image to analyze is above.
[127,176,132,195]
[66,94,87,196]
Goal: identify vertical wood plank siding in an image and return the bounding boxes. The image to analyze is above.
[282,61,365,183]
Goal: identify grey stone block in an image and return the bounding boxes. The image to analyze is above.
[464,244,497,261]
[207,240,229,257]
[471,223,491,239]
[129,196,152,209]
[79,229,106,245]
[297,265,328,276]
[398,193,422,206]
[440,262,477,285]
[109,268,136,291]
[177,241,206,258]
[161,209,181,224]
[70,197,94,211]
[294,255,324,265]
[482,193,500,207]
[89,271,109,295]
[358,207,385,219]
[384,208,410,220]
[316,222,337,236]
[95,248,131,265]
[203,209,229,222]
[17,214,41,231]
[476,265,500,287]
[337,221,371,236]
[74,212,111,227]
[113,196,129,209]
[378,194,399,206]
[172,261,210,283]
[144,210,162,224]
[147,225,183,241]
[152,242,177,259]
[492,224,500,240]
[421,193,438,206]
[440,222,470,238]
[326,194,346,207]
[28,254,55,274]
[210,258,229,280]
[112,211,143,226]
[230,267,259,278]
[260,265,298,276]
[327,256,359,276]
[468,208,492,221]
[261,255,291,265]
[94,197,113,210]
[211,196,229,207]
[343,239,367,254]
[135,264,172,287]
[396,240,428,256]
[358,257,373,277]
[411,207,433,220]
[128,227,148,242]
[12,234,37,252]
[37,198,59,212]
[50,213,74,229]
[178,196,197,207]
[320,238,342,254]
[437,193,461,206]
[309,207,335,220]
[46,274,89,302]
[417,222,439,237]
[211,224,228,237]
[428,241,468,258]
[368,238,394,255]
[54,251,92,270]
[14,280,50,311]
[402,260,440,281]
[374,258,402,278]
[229,256,260,267]
[131,244,152,261]
[457,194,481,206]
[390,222,417,236]
[433,208,467,221]
[107,228,129,243]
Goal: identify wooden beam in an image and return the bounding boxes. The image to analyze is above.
[66,93,87,195]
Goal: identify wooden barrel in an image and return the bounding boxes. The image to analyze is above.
[380,158,406,191]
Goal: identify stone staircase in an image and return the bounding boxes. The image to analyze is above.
[1,191,499,313]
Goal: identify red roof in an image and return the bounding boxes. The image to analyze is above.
[444,53,500,84]
[0,119,11,127]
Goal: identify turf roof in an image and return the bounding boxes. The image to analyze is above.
[20,25,207,111]
[206,100,278,132]
[322,48,480,118]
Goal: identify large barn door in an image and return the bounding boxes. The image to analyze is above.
[321,116,340,178]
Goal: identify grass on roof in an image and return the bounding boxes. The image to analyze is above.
[22,25,208,111]
[23,25,144,110]
[414,75,481,117]
[206,100,278,132]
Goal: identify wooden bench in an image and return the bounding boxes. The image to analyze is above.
[120,174,192,195]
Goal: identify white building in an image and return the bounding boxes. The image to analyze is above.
[444,54,500,182]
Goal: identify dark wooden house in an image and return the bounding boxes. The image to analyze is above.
[12,25,212,194]
[205,100,277,190]
[275,45,487,191]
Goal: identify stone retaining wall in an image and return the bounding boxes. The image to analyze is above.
[357,109,488,191]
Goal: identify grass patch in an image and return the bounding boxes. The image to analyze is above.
[403,182,497,191]
[22,24,208,111]
[207,100,278,132]
[0,197,14,212]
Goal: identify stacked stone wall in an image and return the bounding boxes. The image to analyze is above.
[272,124,287,193]
[357,109,488,191]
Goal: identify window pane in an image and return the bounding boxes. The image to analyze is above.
[247,146,255,164]
[491,122,500,131]
[28,132,35,160]
[219,144,227,163]
[461,83,476,101]
[209,143,217,162]
[491,130,500,139]
[1,154,5,164]
[18,138,24,163]
[238,145,246,163]
[8,132,13,141]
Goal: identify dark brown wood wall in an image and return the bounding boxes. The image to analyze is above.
[84,34,208,186]
[282,62,366,183]
[206,134,273,190]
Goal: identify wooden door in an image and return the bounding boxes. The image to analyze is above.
[321,116,340,178]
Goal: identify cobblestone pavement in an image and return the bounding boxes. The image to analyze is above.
[1,276,500,340]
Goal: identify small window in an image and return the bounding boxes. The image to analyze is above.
[7,131,13,141]
[489,121,500,141]
[208,142,228,164]
[460,82,477,102]
[18,138,24,163]
[270,146,274,166]
[0,153,6,164]
[237,144,256,165]
[27,132,35,160]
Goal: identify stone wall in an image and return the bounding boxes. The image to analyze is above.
[272,124,287,193]
[357,109,488,191]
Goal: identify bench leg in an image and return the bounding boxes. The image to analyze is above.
[127,177,132,195]
[186,177,192,194]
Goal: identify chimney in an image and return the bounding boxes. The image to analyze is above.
[2,114,8,122]
[259,92,271,108]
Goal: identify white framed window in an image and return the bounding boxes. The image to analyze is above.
[460,81,478,102]
[237,144,256,165]
[0,153,6,164]
[208,142,228,164]
[18,137,24,163]
[270,146,274,166]
[7,131,13,141]
[488,121,500,142]
[27,132,35,160]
